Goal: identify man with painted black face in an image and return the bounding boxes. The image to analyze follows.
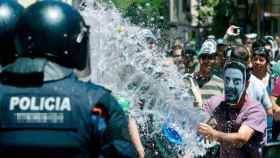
[0,1,136,158]
[198,61,266,158]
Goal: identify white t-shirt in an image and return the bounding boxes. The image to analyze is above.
[247,74,272,110]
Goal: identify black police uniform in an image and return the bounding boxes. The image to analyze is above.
[0,1,136,157]
[0,59,135,158]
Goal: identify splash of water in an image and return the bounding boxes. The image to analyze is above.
[80,0,213,157]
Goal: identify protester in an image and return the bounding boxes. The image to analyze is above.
[226,43,274,143]
[0,1,136,157]
[243,33,258,55]
[226,44,273,116]
[193,39,223,104]
[251,47,272,93]
[114,95,145,158]
[182,48,198,74]
[223,25,254,67]
[142,29,157,50]
[269,60,280,141]
[213,38,227,78]
[270,77,280,141]
[164,44,187,74]
[198,60,267,158]
[182,48,203,107]
[262,36,278,63]
[223,25,243,46]
[250,45,274,118]
[274,35,280,61]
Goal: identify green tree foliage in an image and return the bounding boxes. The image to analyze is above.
[112,0,238,39]
[197,0,237,37]
[111,0,134,10]
[211,0,237,37]
[197,0,219,25]
[112,0,169,30]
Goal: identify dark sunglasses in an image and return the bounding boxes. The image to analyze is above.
[173,45,183,50]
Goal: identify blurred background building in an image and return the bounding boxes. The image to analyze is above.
[169,0,280,44]
[16,0,280,48]
[169,0,196,47]
[263,0,280,35]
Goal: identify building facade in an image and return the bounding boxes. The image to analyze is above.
[263,0,280,35]
[169,0,280,44]
[169,0,197,46]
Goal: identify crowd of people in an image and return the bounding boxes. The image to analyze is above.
[0,0,280,158]
[165,25,280,157]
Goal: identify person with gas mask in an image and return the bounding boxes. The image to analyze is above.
[198,60,266,158]
[0,1,136,158]
[0,0,24,68]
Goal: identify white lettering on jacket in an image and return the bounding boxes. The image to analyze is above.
[9,96,71,111]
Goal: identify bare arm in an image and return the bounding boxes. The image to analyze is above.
[213,124,255,147]
[128,117,145,158]
[198,123,255,148]
[263,92,273,116]
[271,96,280,121]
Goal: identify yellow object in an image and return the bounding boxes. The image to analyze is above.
[17,0,36,8]
[116,26,125,33]
[17,0,72,8]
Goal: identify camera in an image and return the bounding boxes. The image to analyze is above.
[233,27,240,34]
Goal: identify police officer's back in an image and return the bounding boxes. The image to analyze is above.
[0,1,136,158]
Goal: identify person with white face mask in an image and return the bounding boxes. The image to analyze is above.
[198,60,266,158]
[225,45,273,115]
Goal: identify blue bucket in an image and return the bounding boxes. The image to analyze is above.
[161,126,183,145]
[153,125,183,157]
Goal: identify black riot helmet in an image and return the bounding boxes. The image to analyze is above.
[15,1,89,70]
[0,0,23,66]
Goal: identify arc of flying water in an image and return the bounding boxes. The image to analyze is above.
[79,0,215,157]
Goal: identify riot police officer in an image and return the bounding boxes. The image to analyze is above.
[0,0,23,67]
[0,1,136,158]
